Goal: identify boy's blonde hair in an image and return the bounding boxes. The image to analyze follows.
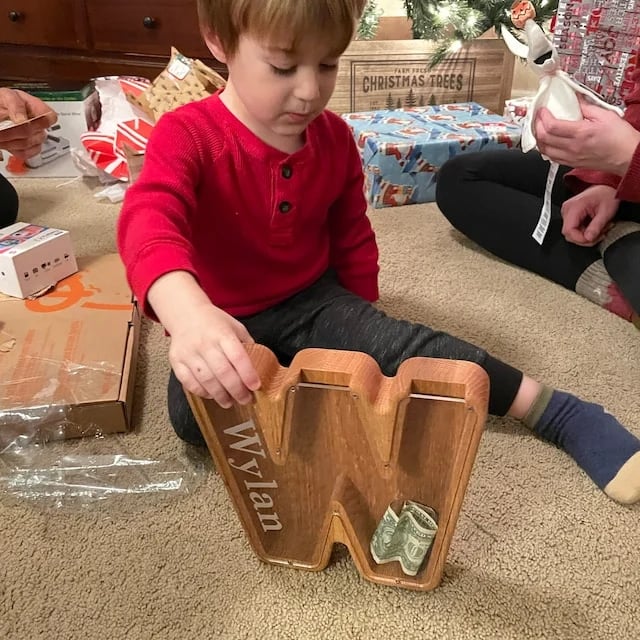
[197,0,367,57]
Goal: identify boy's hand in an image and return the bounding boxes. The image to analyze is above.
[561,184,619,246]
[148,271,261,408]
[169,303,260,408]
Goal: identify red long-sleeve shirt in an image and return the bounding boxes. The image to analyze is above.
[565,68,640,202]
[117,95,379,319]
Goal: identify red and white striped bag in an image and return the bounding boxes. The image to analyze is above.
[80,77,154,181]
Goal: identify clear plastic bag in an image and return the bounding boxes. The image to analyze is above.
[0,429,205,510]
[0,356,206,510]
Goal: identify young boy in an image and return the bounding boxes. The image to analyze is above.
[117,0,640,505]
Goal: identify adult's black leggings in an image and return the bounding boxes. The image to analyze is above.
[0,174,19,229]
[435,149,640,315]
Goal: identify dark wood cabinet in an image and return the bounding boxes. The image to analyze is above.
[0,0,87,48]
[0,0,226,84]
[84,0,210,58]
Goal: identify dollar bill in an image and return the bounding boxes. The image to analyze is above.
[370,500,438,576]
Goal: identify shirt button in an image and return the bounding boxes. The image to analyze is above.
[281,165,293,179]
[279,201,292,214]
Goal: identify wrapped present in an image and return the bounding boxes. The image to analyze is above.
[343,103,522,208]
[553,1,640,107]
[125,48,226,123]
[79,50,226,182]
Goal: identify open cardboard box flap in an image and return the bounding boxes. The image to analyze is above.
[0,253,140,439]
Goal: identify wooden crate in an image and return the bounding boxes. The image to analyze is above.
[328,38,515,115]
[188,344,489,591]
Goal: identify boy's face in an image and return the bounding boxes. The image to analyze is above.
[207,33,341,152]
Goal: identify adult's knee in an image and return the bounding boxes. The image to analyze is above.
[0,176,19,228]
[435,153,486,234]
[435,155,472,218]
[167,370,207,447]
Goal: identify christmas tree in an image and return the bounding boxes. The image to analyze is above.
[403,0,558,66]
[356,0,382,40]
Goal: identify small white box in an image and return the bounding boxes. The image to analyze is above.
[0,223,78,298]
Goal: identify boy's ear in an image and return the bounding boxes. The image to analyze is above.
[203,31,227,63]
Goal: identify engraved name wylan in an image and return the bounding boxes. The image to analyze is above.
[224,419,282,532]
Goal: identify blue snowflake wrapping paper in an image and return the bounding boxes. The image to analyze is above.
[342,103,522,208]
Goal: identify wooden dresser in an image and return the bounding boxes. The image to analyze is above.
[0,0,227,84]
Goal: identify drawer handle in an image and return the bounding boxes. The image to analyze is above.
[8,10,22,22]
[142,16,157,29]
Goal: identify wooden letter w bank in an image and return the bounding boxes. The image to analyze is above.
[188,345,488,591]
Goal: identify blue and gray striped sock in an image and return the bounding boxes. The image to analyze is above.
[524,388,640,504]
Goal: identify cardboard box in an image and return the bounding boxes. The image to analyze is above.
[327,38,515,116]
[553,0,640,107]
[343,103,521,208]
[0,83,99,179]
[0,222,78,298]
[122,143,146,184]
[0,254,140,439]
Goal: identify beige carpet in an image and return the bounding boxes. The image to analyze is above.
[2,177,639,640]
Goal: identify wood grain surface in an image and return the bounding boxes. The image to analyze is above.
[188,344,489,591]
[328,38,515,115]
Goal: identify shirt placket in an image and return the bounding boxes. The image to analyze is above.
[269,160,297,245]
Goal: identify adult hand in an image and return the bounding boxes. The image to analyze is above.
[561,184,620,246]
[535,96,640,176]
[0,88,57,159]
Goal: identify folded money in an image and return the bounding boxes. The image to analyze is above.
[370,500,438,576]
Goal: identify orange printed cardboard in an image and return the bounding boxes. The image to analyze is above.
[0,253,140,439]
